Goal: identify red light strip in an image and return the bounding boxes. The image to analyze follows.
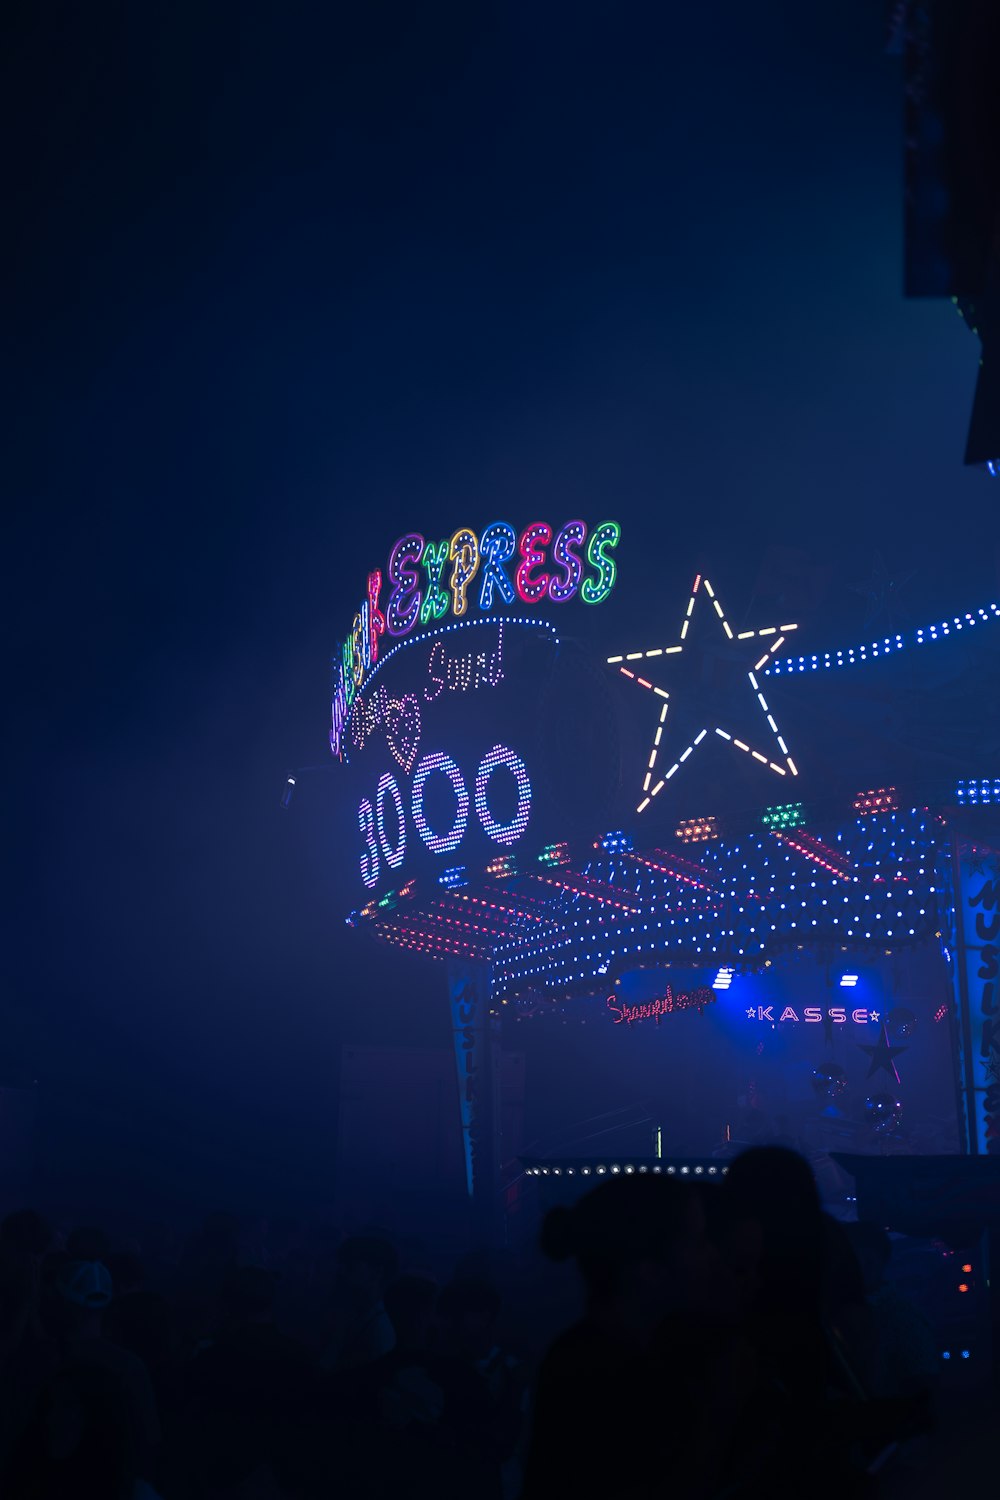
[377,929,489,960]
[447,892,554,925]
[528,872,643,914]
[375,920,491,960]
[423,905,509,938]
[781,829,851,870]
[853,787,898,815]
[770,831,852,882]
[624,850,722,896]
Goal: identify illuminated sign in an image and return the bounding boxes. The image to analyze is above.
[331,520,620,758]
[349,621,506,771]
[743,1005,880,1024]
[358,744,534,890]
[338,615,565,893]
[951,857,1000,1153]
[607,986,716,1026]
[330,536,1000,996]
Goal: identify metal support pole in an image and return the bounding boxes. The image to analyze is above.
[448,961,501,1245]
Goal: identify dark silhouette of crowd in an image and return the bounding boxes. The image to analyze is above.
[0,1149,958,1499]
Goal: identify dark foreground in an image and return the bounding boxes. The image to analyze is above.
[0,1148,995,1499]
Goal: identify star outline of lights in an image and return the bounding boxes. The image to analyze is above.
[607,574,800,813]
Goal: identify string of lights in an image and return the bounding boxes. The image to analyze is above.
[340,614,561,763]
[346,768,1000,1005]
[490,808,941,999]
[761,603,1000,677]
[521,1160,729,1178]
[351,807,953,1010]
[609,576,800,811]
[955,780,1000,806]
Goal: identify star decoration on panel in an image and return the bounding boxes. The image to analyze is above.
[607,574,801,814]
[858,1024,906,1084]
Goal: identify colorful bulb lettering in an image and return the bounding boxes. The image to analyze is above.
[376,772,406,869]
[359,601,373,674]
[449,529,480,618]
[475,744,532,845]
[412,751,469,853]
[516,522,552,604]
[359,797,379,888]
[337,522,620,716]
[420,539,451,624]
[341,640,357,709]
[366,569,386,666]
[330,667,348,758]
[478,522,517,610]
[386,533,424,637]
[350,613,364,686]
[581,520,621,604]
[549,520,587,602]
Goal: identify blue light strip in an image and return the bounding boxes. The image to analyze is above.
[762,603,1000,676]
[338,614,561,766]
[599,830,634,853]
[956,779,1000,805]
[342,614,560,697]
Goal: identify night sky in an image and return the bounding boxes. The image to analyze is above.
[5,1,994,1222]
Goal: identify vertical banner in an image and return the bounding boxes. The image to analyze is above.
[448,962,498,1212]
[950,843,1000,1154]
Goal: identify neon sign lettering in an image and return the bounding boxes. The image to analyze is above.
[349,625,505,764]
[478,522,517,610]
[449,528,480,618]
[366,570,386,666]
[743,1006,880,1024]
[375,772,406,870]
[359,797,379,888]
[516,523,552,604]
[420,540,451,624]
[475,745,532,847]
[331,521,620,756]
[607,986,716,1026]
[424,623,504,702]
[581,521,621,605]
[412,752,469,857]
[549,520,587,603]
[359,743,533,888]
[386,534,424,638]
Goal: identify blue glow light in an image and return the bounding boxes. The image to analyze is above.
[762,602,1000,677]
[955,779,1000,805]
[600,830,634,853]
[488,808,941,1001]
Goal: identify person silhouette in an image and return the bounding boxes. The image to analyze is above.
[522,1174,708,1500]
